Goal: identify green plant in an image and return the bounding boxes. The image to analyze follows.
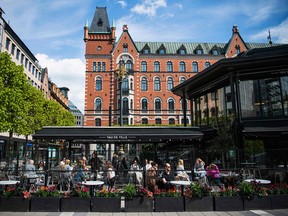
[123,183,137,199]
[95,187,121,198]
[184,182,212,198]
[66,185,90,198]
[266,183,288,195]
[154,188,181,197]
[34,186,60,197]
[0,185,30,199]
[238,182,255,200]
[218,185,239,197]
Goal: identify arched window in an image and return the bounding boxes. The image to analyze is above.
[205,61,210,69]
[102,62,106,71]
[180,61,186,72]
[123,97,129,115]
[154,77,161,91]
[95,118,101,126]
[179,49,185,54]
[212,50,218,55]
[167,61,173,72]
[142,98,148,113]
[159,49,165,54]
[155,118,162,125]
[142,118,148,125]
[141,61,147,72]
[168,98,175,113]
[126,60,132,72]
[95,98,102,113]
[236,45,240,54]
[154,61,160,72]
[167,77,174,91]
[155,98,161,113]
[180,77,186,83]
[197,49,203,55]
[122,78,129,95]
[141,77,148,91]
[169,118,175,125]
[143,49,149,54]
[192,62,198,72]
[96,76,102,91]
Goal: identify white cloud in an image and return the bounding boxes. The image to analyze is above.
[117,0,127,8]
[249,18,288,43]
[131,0,167,17]
[36,54,85,113]
[174,3,183,10]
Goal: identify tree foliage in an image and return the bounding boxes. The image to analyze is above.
[0,52,75,162]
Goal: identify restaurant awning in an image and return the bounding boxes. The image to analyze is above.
[33,126,203,144]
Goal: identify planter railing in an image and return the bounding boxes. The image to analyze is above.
[1,195,288,212]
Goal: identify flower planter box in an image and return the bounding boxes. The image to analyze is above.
[244,196,271,210]
[30,197,60,212]
[214,196,243,211]
[125,197,153,212]
[185,196,213,211]
[154,197,184,212]
[270,195,288,209]
[91,197,121,212]
[61,197,91,212]
[0,197,30,212]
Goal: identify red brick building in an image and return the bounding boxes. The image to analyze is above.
[84,7,274,127]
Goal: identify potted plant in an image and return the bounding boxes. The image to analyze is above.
[267,183,288,209]
[184,182,214,211]
[61,184,91,212]
[123,183,153,212]
[91,187,121,212]
[30,186,60,212]
[0,185,31,211]
[238,181,271,210]
[213,185,243,211]
[154,187,183,212]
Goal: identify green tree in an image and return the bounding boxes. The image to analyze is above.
[0,52,31,163]
[206,112,236,168]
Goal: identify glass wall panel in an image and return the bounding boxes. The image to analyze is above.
[260,78,282,117]
[239,80,259,118]
[280,76,288,116]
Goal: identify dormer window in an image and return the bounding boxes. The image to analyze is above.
[197,49,203,55]
[97,18,103,27]
[143,49,149,54]
[159,49,165,54]
[179,49,185,55]
[158,44,166,54]
[212,50,218,55]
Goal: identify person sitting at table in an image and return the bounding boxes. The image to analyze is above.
[129,159,143,185]
[146,162,158,192]
[176,159,189,181]
[72,159,87,186]
[106,161,116,188]
[25,159,37,177]
[206,163,223,187]
[194,158,206,177]
[161,163,175,189]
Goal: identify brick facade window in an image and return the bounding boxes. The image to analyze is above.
[141,61,147,72]
[141,77,148,91]
[167,77,174,91]
[96,76,102,91]
[155,98,162,113]
[180,61,186,72]
[154,77,161,91]
[154,61,160,72]
[192,62,198,72]
[167,61,173,72]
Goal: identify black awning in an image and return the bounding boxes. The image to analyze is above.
[33,126,203,143]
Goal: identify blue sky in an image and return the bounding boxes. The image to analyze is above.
[1,0,288,113]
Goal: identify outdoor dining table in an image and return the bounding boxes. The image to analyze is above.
[170,180,191,211]
[0,180,20,185]
[81,180,104,196]
[244,179,271,185]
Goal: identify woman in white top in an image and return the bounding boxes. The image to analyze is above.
[106,162,115,188]
[176,159,189,180]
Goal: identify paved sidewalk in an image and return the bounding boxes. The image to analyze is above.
[0,209,288,216]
